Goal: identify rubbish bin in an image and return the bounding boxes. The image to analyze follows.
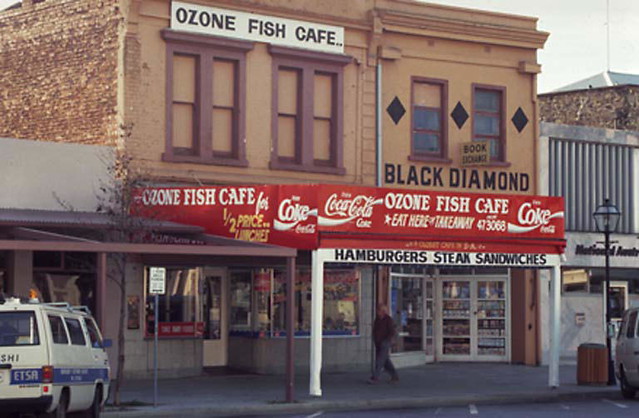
[577,343,607,385]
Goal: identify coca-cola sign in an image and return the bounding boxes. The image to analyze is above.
[319,192,383,228]
[136,184,565,252]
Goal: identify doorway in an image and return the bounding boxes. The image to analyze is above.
[389,273,434,367]
[202,269,228,367]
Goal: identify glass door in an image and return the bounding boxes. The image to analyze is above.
[440,280,472,358]
[438,277,509,361]
[424,280,434,359]
[388,274,435,363]
[476,280,507,359]
[391,276,423,353]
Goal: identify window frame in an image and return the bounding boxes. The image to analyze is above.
[162,29,253,167]
[472,84,508,165]
[269,45,350,175]
[64,317,87,346]
[410,77,451,163]
[47,314,69,345]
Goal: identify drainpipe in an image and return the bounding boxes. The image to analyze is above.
[376,55,383,187]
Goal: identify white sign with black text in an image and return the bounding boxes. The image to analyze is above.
[319,248,561,267]
[170,1,345,54]
[149,267,166,295]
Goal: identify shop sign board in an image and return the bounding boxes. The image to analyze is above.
[320,248,561,267]
[461,141,490,166]
[564,232,639,268]
[135,184,565,252]
[148,267,166,295]
[170,1,345,54]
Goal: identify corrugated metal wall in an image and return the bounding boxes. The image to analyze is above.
[548,138,635,233]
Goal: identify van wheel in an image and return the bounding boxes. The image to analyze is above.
[620,369,637,399]
[50,390,69,418]
[83,386,102,418]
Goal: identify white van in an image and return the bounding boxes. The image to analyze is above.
[0,297,110,418]
[615,307,639,400]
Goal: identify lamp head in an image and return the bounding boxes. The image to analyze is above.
[593,198,621,233]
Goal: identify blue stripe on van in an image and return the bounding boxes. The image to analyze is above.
[10,368,109,385]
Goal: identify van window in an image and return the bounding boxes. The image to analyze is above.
[84,318,103,349]
[627,311,638,339]
[48,315,69,345]
[64,318,86,346]
[0,312,39,347]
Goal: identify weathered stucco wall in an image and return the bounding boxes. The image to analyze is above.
[0,0,122,145]
[539,86,639,131]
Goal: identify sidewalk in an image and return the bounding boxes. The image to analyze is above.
[104,364,619,417]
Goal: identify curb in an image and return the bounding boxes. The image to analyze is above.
[104,388,618,417]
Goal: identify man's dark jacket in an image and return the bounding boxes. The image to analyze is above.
[373,315,395,347]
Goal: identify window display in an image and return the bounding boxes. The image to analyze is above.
[477,281,506,356]
[145,267,203,338]
[271,267,360,337]
[442,281,471,355]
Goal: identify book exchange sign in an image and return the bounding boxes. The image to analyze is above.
[171,1,345,54]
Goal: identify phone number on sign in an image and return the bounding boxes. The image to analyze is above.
[476,219,506,232]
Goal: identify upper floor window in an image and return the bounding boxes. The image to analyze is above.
[411,78,448,161]
[162,30,253,166]
[473,86,505,162]
[270,46,350,175]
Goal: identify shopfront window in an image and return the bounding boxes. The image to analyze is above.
[145,267,203,338]
[232,266,360,338]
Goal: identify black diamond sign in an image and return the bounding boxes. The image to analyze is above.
[450,101,469,129]
[386,96,406,125]
[512,107,529,133]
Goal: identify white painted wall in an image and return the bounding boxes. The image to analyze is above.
[0,137,113,211]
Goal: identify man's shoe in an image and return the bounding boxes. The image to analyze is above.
[389,376,399,384]
[367,378,380,384]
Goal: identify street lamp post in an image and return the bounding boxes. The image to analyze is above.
[593,198,621,386]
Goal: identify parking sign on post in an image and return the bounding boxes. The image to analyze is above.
[148,266,165,407]
[149,267,166,295]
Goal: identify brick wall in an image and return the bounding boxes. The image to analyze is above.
[539,86,639,131]
[0,0,122,145]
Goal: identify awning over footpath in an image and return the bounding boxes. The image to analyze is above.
[136,184,566,267]
[0,208,296,258]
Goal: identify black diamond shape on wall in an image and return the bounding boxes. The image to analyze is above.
[386,97,406,125]
[512,107,529,133]
[450,102,469,129]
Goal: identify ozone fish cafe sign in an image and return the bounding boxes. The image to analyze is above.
[170,1,345,54]
[136,184,565,265]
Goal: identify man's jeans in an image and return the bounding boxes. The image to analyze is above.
[373,340,398,379]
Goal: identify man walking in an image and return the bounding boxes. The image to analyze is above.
[369,303,399,384]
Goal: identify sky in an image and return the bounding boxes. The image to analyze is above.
[1,0,638,93]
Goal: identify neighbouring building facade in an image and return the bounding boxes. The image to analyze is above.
[539,74,639,363]
[1,0,558,382]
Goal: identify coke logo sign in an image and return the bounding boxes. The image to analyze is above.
[273,198,317,232]
[517,203,551,226]
[508,202,564,234]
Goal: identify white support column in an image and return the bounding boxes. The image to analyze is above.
[309,250,324,397]
[548,264,561,388]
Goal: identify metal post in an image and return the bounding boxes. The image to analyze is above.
[375,55,383,187]
[154,293,159,407]
[604,228,616,385]
[285,257,296,403]
[96,253,107,331]
[309,250,324,397]
[549,265,561,388]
